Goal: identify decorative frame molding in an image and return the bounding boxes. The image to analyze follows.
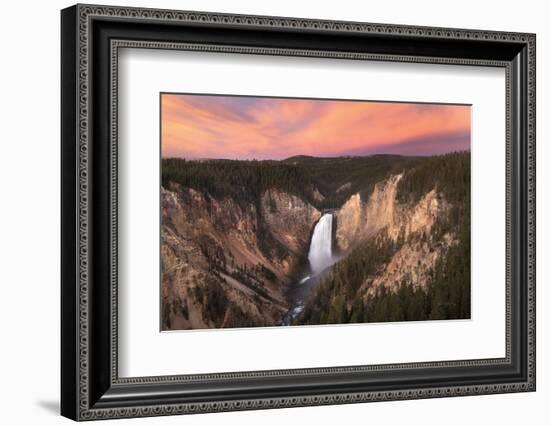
[61,4,536,421]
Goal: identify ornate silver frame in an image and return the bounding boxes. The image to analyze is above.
[61,4,536,421]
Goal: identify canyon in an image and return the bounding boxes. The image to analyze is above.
[161,153,470,330]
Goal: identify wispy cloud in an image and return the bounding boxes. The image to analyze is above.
[161,94,470,159]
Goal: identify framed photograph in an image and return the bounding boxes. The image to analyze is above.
[61,4,536,421]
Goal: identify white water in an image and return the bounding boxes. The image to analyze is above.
[299,275,311,284]
[308,213,334,274]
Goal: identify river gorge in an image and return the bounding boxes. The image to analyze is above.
[161,153,470,330]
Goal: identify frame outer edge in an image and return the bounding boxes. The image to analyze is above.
[76,2,90,420]
[527,33,536,390]
[61,4,80,422]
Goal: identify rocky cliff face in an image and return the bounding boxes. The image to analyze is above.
[334,193,364,252]
[260,189,321,255]
[336,174,445,251]
[161,183,320,330]
[364,233,456,297]
[335,174,451,296]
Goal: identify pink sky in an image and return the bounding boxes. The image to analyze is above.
[161,94,470,160]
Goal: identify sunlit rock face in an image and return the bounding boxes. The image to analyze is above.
[333,174,452,297]
[335,192,364,252]
[335,174,445,252]
[335,174,403,251]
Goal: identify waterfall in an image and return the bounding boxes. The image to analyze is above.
[308,213,334,274]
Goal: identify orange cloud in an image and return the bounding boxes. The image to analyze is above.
[161,94,470,159]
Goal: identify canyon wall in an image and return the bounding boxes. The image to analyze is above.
[336,174,445,250]
[161,183,320,330]
[260,189,321,255]
[335,174,452,297]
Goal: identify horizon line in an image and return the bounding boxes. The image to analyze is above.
[161,150,471,162]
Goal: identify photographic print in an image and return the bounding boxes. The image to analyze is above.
[160,94,471,331]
